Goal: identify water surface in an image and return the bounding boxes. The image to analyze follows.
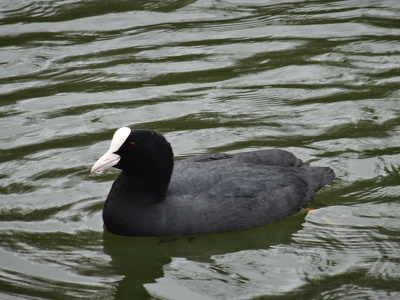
[0,0,399,299]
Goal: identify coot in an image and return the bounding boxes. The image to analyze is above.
[91,127,335,236]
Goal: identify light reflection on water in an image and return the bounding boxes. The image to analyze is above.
[0,0,399,299]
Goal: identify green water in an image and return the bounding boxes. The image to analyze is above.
[0,0,399,299]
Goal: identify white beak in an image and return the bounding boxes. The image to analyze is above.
[91,127,131,173]
[91,150,121,173]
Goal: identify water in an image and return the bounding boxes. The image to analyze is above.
[1,0,399,299]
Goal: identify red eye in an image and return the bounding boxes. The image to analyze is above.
[128,142,136,148]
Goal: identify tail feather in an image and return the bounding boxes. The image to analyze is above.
[307,166,335,192]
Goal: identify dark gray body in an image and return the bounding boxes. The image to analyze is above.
[103,149,334,236]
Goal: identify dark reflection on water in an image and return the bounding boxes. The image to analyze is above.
[103,215,303,298]
[0,0,400,299]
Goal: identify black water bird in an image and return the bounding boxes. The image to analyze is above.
[91,127,335,236]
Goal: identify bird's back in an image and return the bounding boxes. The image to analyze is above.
[152,149,335,235]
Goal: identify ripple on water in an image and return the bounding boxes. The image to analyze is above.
[145,203,400,299]
[0,0,400,299]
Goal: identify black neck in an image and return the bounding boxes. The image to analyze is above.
[112,169,171,204]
